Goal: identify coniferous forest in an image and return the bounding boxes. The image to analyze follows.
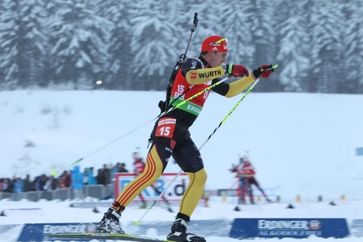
[0,0,362,93]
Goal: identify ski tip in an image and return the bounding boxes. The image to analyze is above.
[271,64,279,69]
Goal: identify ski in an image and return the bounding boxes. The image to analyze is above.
[44,232,172,242]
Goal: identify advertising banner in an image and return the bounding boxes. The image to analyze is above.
[7,218,357,241]
[114,172,188,201]
[229,218,350,239]
[17,222,98,241]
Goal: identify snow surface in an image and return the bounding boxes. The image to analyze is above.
[0,197,362,242]
[1,90,362,201]
[0,90,363,241]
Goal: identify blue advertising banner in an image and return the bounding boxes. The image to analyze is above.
[13,220,231,241]
[12,218,355,241]
[229,218,349,239]
[17,222,98,242]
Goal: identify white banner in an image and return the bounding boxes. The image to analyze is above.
[114,172,188,201]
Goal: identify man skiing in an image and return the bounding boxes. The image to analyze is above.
[97,34,275,242]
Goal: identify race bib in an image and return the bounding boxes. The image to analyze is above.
[155,118,176,139]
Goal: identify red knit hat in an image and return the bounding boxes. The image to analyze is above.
[201,35,228,53]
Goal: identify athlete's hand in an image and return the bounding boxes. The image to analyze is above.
[252,64,275,79]
[225,64,249,77]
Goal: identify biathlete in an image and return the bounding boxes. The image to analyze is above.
[97,34,275,242]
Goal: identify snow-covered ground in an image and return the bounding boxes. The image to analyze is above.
[0,90,363,241]
[0,197,362,241]
[1,90,362,200]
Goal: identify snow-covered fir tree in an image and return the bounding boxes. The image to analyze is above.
[162,1,194,54]
[94,0,132,90]
[0,1,5,88]
[343,0,363,93]
[18,0,48,87]
[48,0,112,89]
[0,0,48,88]
[186,0,221,56]
[217,0,255,66]
[0,0,362,93]
[309,0,345,93]
[250,0,282,91]
[275,0,311,92]
[128,0,180,90]
[0,0,21,89]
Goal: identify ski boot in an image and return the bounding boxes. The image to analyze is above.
[96,207,124,233]
[167,218,206,242]
[233,205,241,211]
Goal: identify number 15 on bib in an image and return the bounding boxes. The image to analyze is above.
[155,118,176,139]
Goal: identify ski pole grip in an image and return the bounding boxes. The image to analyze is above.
[192,12,198,32]
[259,64,279,72]
[266,64,278,71]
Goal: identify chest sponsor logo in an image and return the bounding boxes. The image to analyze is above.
[198,70,222,79]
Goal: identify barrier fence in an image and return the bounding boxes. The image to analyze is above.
[0,184,114,202]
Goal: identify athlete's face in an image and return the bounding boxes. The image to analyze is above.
[208,51,227,67]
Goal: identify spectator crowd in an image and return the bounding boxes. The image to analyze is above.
[0,162,129,194]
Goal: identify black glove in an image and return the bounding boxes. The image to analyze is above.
[252,64,276,79]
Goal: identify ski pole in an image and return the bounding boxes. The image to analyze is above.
[71,76,229,166]
[199,64,278,150]
[132,169,184,225]
[198,80,260,150]
[71,119,156,166]
[179,12,198,63]
[160,76,229,117]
